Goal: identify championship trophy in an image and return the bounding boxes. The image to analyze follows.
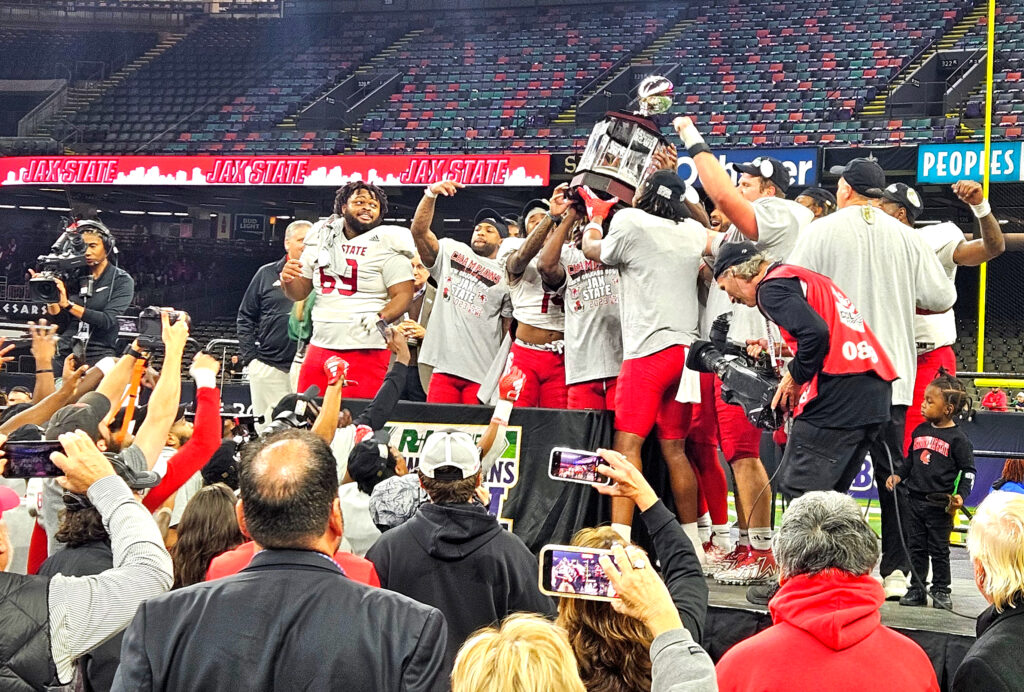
[570,75,675,201]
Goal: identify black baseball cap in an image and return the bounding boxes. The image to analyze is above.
[713,240,760,279]
[797,187,837,212]
[733,157,791,195]
[829,158,886,197]
[9,386,30,396]
[473,208,509,238]
[45,392,112,442]
[518,198,549,230]
[643,169,698,205]
[878,183,924,222]
[347,430,394,488]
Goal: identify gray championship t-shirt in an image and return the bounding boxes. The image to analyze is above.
[600,208,706,359]
[787,204,957,406]
[419,237,512,384]
[702,197,814,340]
[559,244,623,384]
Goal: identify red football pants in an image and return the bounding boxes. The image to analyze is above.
[427,372,481,405]
[567,377,617,410]
[297,345,390,400]
[508,342,567,409]
[904,346,957,456]
[614,344,691,440]
[689,372,728,525]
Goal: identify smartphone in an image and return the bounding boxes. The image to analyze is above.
[538,545,618,601]
[2,441,65,478]
[375,318,391,341]
[548,447,613,486]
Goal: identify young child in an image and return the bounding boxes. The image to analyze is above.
[886,370,975,610]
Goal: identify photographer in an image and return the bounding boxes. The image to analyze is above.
[713,241,897,499]
[33,216,134,369]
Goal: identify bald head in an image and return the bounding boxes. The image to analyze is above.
[239,429,338,550]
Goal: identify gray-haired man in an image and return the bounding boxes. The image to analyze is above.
[237,220,310,429]
[715,492,939,691]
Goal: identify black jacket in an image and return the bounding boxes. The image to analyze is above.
[952,602,1024,692]
[54,262,134,366]
[0,572,56,691]
[641,500,708,642]
[38,540,118,692]
[110,549,447,692]
[366,502,556,674]
[236,257,297,371]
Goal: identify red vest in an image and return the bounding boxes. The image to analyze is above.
[758,264,897,417]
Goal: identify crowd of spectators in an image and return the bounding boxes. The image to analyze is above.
[0,118,1019,692]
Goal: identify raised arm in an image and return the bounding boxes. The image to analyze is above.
[537,209,578,288]
[673,117,758,240]
[950,180,1005,266]
[506,183,571,277]
[142,354,223,510]
[312,356,347,445]
[578,186,621,263]
[130,313,188,468]
[410,181,463,268]
[29,321,58,400]
[0,364,87,435]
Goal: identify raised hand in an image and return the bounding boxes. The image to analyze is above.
[498,365,526,402]
[429,180,464,197]
[324,356,349,387]
[577,186,619,223]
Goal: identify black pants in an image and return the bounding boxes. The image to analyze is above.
[779,418,879,500]
[870,405,912,578]
[905,493,953,594]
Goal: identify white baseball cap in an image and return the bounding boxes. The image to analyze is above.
[418,431,481,480]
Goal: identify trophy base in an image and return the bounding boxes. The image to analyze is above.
[569,171,636,203]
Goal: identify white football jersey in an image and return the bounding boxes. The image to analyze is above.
[914,221,964,351]
[500,237,565,332]
[300,217,415,350]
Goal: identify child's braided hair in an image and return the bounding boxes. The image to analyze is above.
[930,367,972,421]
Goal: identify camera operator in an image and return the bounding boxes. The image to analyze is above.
[33,214,134,370]
[713,241,898,500]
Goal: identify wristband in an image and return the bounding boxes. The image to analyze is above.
[423,186,437,199]
[491,399,513,427]
[125,346,148,361]
[36,368,51,374]
[687,142,712,158]
[96,356,118,376]
[545,212,563,225]
[970,199,992,219]
[191,369,217,390]
[676,120,706,150]
[583,221,604,236]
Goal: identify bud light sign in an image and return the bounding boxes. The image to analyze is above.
[676,147,820,188]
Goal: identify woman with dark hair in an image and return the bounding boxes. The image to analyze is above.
[555,450,708,692]
[171,483,243,589]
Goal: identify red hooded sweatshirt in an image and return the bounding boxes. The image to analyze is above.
[716,570,938,692]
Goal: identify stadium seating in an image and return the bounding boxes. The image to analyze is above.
[352,4,678,153]
[952,0,1024,140]
[0,26,157,81]
[43,16,405,154]
[10,0,1022,154]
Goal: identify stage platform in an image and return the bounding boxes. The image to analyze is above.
[703,548,984,691]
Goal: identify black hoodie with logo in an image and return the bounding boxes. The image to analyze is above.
[365,502,555,673]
